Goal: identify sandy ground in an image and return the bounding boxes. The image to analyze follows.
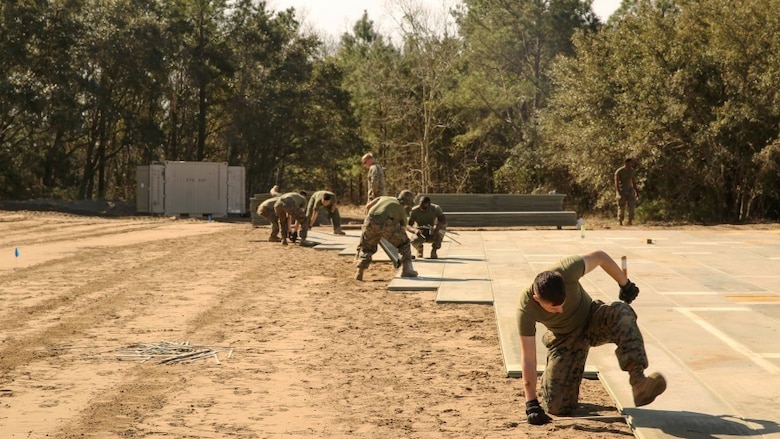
[0,209,634,438]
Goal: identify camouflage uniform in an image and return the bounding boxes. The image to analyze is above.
[273,192,309,243]
[518,256,649,415]
[539,300,647,414]
[258,196,280,239]
[367,162,386,202]
[356,196,413,270]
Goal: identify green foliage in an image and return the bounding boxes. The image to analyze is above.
[542,0,780,221]
[0,0,359,202]
[452,0,598,194]
[3,0,780,223]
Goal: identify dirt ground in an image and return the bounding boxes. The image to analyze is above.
[0,208,637,438]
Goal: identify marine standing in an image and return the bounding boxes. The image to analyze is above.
[614,158,639,226]
[361,152,386,203]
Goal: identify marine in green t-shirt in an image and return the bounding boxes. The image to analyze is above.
[354,190,417,281]
[517,255,593,337]
[407,196,447,259]
[614,158,639,225]
[516,251,666,424]
[306,190,345,235]
[273,192,309,246]
[257,196,280,241]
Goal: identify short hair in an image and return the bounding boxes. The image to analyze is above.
[323,193,333,201]
[419,196,431,205]
[625,158,634,164]
[299,190,308,197]
[532,271,566,306]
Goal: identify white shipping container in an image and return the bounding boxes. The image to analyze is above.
[163,161,228,217]
[136,161,244,218]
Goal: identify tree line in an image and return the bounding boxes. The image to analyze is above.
[2,0,779,222]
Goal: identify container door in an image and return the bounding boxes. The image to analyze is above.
[135,166,150,213]
[150,164,165,214]
[227,166,246,214]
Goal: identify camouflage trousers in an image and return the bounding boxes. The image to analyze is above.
[539,300,648,415]
[274,199,308,240]
[411,228,444,252]
[259,205,280,238]
[355,215,412,269]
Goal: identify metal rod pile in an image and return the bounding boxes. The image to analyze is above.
[113,341,233,365]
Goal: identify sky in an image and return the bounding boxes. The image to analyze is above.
[268,0,623,40]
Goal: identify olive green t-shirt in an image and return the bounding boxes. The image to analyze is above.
[279,192,306,208]
[517,255,593,336]
[306,190,336,217]
[615,166,636,195]
[368,196,408,226]
[408,204,443,227]
[259,196,279,210]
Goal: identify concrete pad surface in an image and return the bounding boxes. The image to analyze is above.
[435,279,492,304]
[413,228,780,438]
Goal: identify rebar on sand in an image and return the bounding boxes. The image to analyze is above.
[113,341,233,365]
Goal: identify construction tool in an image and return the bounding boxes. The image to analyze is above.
[416,225,461,245]
[379,237,401,268]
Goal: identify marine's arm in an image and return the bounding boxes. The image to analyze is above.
[365,196,380,213]
[520,335,538,401]
[434,211,447,235]
[305,196,316,223]
[582,250,638,302]
[406,211,418,234]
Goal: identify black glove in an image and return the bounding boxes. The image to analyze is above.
[525,399,552,425]
[619,279,640,304]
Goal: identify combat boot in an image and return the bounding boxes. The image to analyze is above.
[268,235,281,242]
[355,267,364,281]
[415,247,423,258]
[401,259,418,277]
[430,249,438,259]
[334,227,346,235]
[631,372,666,406]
